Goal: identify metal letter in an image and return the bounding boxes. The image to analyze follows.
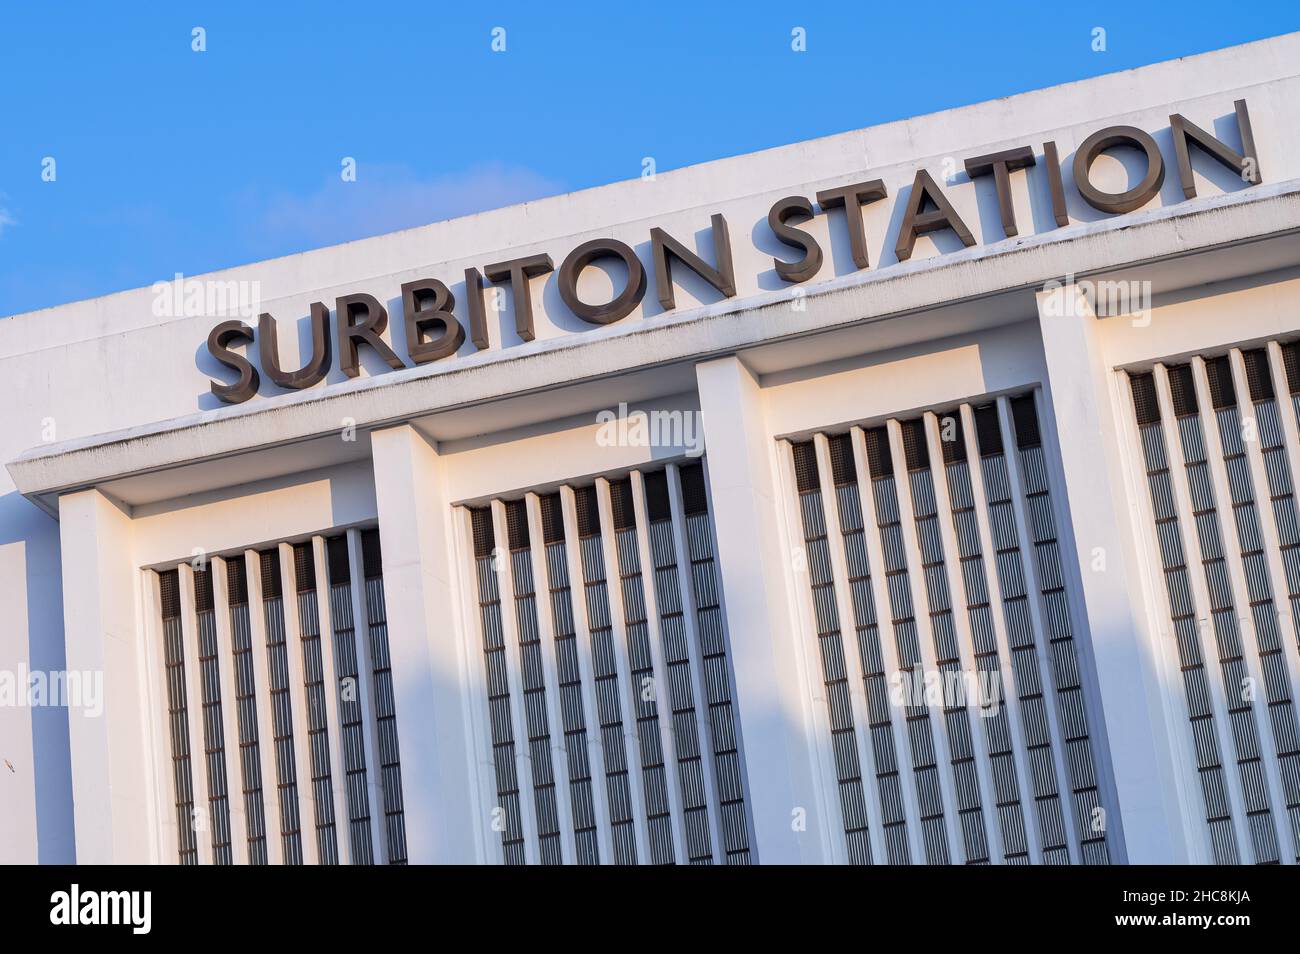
[258,304,331,389]
[768,195,823,283]
[335,293,405,379]
[1169,99,1261,198]
[207,319,259,404]
[557,238,646,325]
[894,169,976,262]
[963,146,1035,238]
[464,267,489,351]
[814,180,886,270]
[650,213,736,311]
[483,253,554,343]
[1072,125,1165,215]
[1042,141,1070,227]
[401,278,466,363]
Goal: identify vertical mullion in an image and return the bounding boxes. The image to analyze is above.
[191,565,233,864]
[603,474,678,863]
[594,476,655,862]
[310,536,353,866]
[212,557,250,865]
[886,418,965,862]
[326,534,376,866]
[1029,386,1116,864]
[995,395,1083,863]
[345,529,389,864]
[155,569,194,863]
[360,530,408,863]
[143,570,178,863]
[459,507,512,863]
[665,462,727,863]
[292,543,339,863]
[524,492,579,864]
[1153,364,1257,857]
[1228,348,1300,862]
[277,543,320,864]
[958,403,1043,863]
[678,460,754,863]
[223,555,268,864]
[557,485,616,863]
[1127,373,1239,863]
[861,424,952,864]
[849,427,927,864]
[573,484,648,863]
[177,563,216,865]
[1190,356,1286,863]
[777,441,853,865]
[813,434,886,864]
[501,499,563,863]
[788,438,872,863]
[1264,341,1300,681]
[243,551,286,864]
[628,470,691,864]
[489,500,543,863]
[924,411,1004,863]
[972,402,1071,863]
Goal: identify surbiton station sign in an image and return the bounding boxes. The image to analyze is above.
[206,101,1261,404]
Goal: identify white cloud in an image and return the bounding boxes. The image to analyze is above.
[0,202,15,237]
[244,162,566,254]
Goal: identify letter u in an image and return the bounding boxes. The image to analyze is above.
[258,303,332,389]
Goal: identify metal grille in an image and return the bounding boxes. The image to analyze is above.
[791,440,875,863]
[504,498,564,864]
[539,493,601,864]
[470,507,527,864]
[1129,341,1300,863]
[863,426,952,864]
[575,485,639,863]
[193,567,233,864]
[225,556,269,864]
[610,477,676,863]
[936,415,1030,863]
[1009,396,1109,864]
[679,463,751,862]
[971,404,1075,864]
[158,570,198,864]
[259,550,304,864]
[463,463,752,864]
[151,529,401,864]
[361,530,408,864]
[785,392,1112,864]
[293,542,340,864]
[324,536,374,864]
[900,417,991,864]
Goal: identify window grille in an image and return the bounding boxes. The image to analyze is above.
[1128,340,1300,863]
[151,530,405,863]
[784,393,1111,863]
[464,463,752,863]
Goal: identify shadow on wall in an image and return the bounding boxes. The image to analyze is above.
[0,491,75,863]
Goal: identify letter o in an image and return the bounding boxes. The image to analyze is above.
[558,239,646,325]
[1072,125,1165,215]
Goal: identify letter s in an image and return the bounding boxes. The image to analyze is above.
[207,319,260,403]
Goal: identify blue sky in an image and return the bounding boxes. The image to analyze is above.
[1,2,1296,317]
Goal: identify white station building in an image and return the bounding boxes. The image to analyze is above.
[4,34,1300,866]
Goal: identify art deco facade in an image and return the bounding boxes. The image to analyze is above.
[3,34,1300,864]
